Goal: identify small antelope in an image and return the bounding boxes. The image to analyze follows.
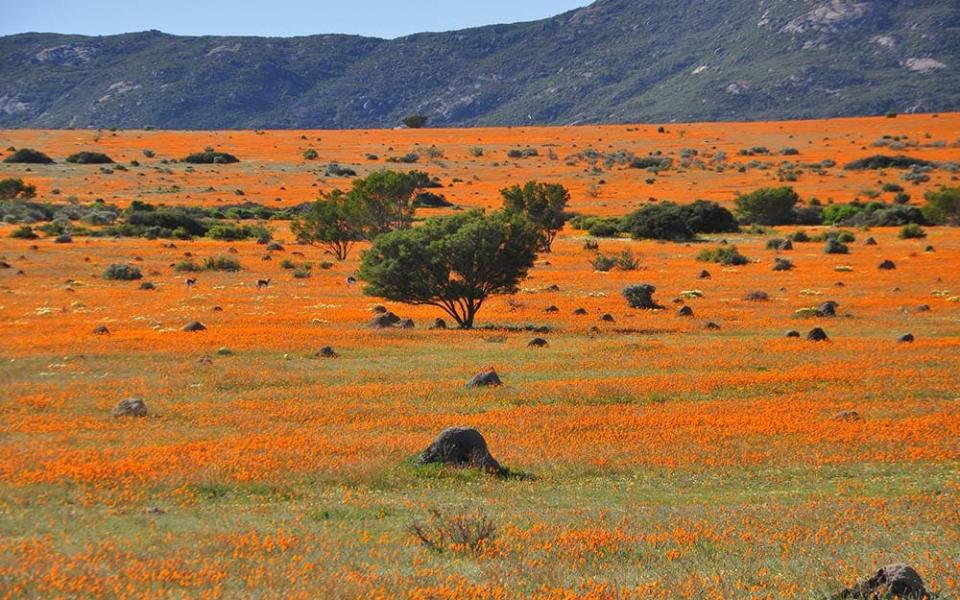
[185,278,197,289]
[257,278,271,290]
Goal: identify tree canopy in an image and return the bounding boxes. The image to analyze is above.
[500,181,569,252]
[734,186,800,225]
[349,170,424,236]
[358,210,540,328]
[291,189,365,260]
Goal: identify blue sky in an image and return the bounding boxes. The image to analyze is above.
[3,0,592,38]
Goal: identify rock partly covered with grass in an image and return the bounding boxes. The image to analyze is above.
[418,427,503,474]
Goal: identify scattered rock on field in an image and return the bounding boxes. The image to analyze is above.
[467,368,502,387]
[112,397,147,418]
[418,427,502,474]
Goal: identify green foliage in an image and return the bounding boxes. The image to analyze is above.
[203,255,242,272]
[734,187,800,225]
[402,115,428,129]
[413,192,453,208]
[822,203,863,225]
[291,189,365,260]
[500,181,570,252]
[349,170,424,237]
[697,245,749,266]
[898,224,926,239]
[591,254,618,272]
[2,148,53,164]
[183,148,239,164]
[175,260,202,272]
[303,149,319,160]
[825,239,849,254]
[622,203,693,241]
[507,148,539,159]
[923,187,960,225]
[205,222,271,242]
[10,225,38,239]
[843,155,933,170]
[0,178,37,200]
[103,263,143,280]
[66,151,114,164]
[622,284,663,309]
[358,210,540,328]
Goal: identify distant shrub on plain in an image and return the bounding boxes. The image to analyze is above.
[0,178,37,200]
[3,148,53,164]
[697,245,749,266]
[103,264,143,280]
[66,151,114,164]
[183,148,239,164]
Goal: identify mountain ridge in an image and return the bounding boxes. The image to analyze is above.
[1,0,958,129]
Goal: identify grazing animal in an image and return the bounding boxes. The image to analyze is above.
[257,278,271,289]
[185,278,197,289]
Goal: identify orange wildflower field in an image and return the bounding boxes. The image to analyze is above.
[1,114,959,598]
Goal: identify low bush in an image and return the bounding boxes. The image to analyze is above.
[183,148,239,164]
[66,151,114,164]
[899,224,926,239]
[3,148,53,164]
[697,245,749,265]
[103,264,143,280]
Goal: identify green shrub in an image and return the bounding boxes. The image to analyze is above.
[3,148,53,164]
[413,192,453,208]
[10,225,38,239]
[507,148,538,159]
[206,223,271,241]
[0,178,37,200]
[923,187,960,224]
[844,155,932,170]
[789,230,810,243]
[899,224,927,239]
[734,187,800,225]
[616,250,639,271]
[183,148,239,164]
[204,255,241,272]
[622,203,692,241]
[174,260,202,272]
[402,115,428,129]
[66,151,114,164]
[303,149,319,160]
[293,265,312,279]
[825,239,849,254]
[103,264,143,280]
[697,245,749,266]
[591,254,617,272]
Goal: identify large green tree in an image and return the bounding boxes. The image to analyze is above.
[0,178,37,200]
[500,181,569,252]
[291,190,365,260]
[358,210,540,328]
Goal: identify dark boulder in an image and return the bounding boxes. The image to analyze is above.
[544,305,559,313]
[698,270,711,280]
[182,321,206,332]
[112,397,147,418]
[399,318,415,329]
[807,327,829,342]
[369,312,401,328]
[786,330,801,338]
[573,308,588,315]
[878,260,896,270]
[817,301,839,317]
[864,237,878,246]
[316,346,338,358]
[898,333,915,343]
[677,305,694,317]
[467,368,502,387]
[528,337,548,348]
[600,313,616,323]
[833,564,925,600]
[431,318,447,330]
[93,325,110,335]
[417,427,502,474]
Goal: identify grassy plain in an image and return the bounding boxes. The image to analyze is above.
[1,115,959,598]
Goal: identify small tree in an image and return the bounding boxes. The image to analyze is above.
[0,178,37,200]
[349,170,424,237]
[291,190,365,260]
[403,115,429,129]
[359,210,540,328]
[735,187,800,225]
[500,181,569,252]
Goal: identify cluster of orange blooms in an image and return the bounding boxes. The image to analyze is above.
[0,115,958,597]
